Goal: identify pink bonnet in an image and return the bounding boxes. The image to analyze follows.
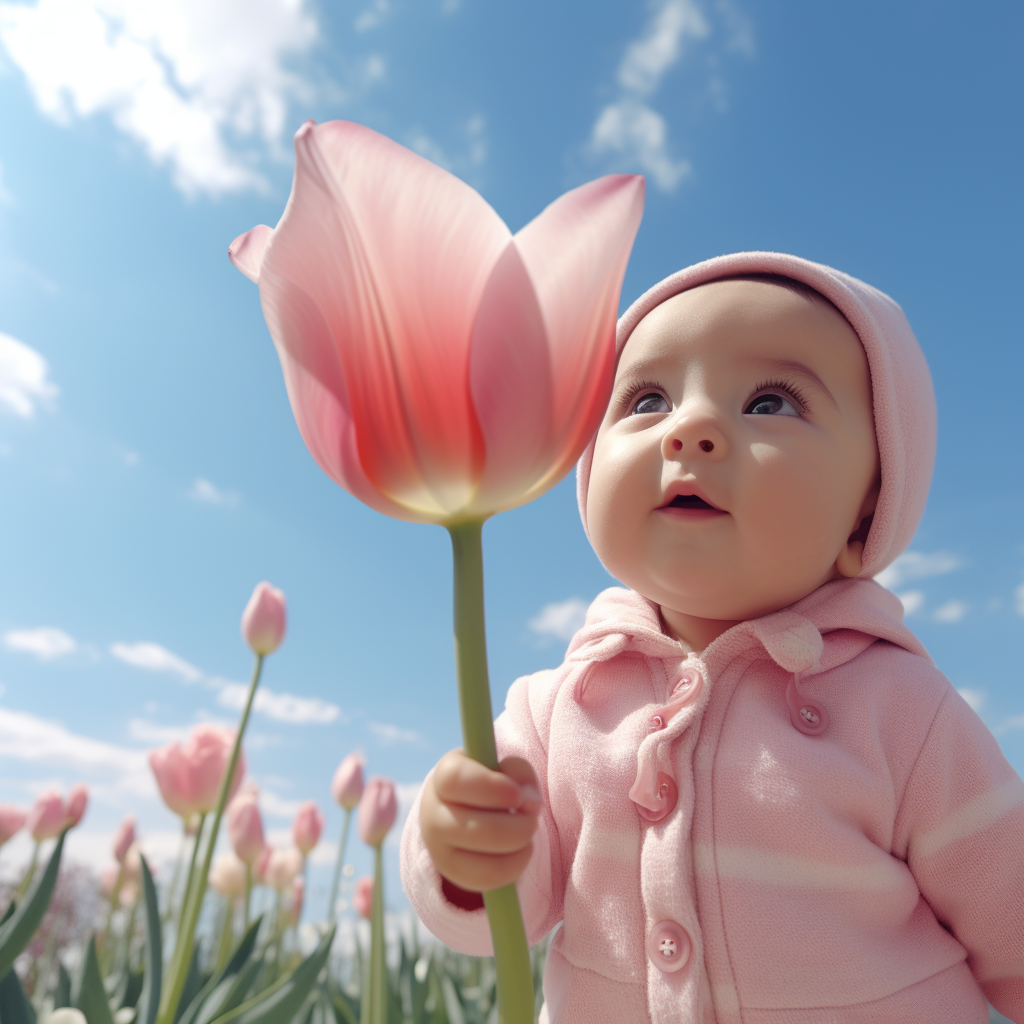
[575,251,937,579]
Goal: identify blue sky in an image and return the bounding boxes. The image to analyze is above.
[0,0,1021,927]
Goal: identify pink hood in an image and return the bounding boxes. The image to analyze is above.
[576,251,937,579]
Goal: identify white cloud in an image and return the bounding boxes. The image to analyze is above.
[590,100,691,191]
[874,550,963,591]
[440,0,459,12]
[368,721,420,745]
[933,599,968,624]
[189,477,239,506]
[528,597,588,642]
[617,0,709,96]
[0,331,59,418]
[407,117,486,175]
[0,0,318,198]
[216,682,342,724]
[957,688,985,712]
[354,0,389,32]
[260,788,303,819]
[126,717,192,744]
[2,626,77,660]
[1015,580,1024,617]
[110,641,203,682]
[896,590,924,616]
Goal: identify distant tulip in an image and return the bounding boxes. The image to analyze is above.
[358,777,397,848]
[112,815,136,864]
[330,753,364,811]
[264,847,304,892]
[149,724,245,820]
[292,801,324,854]
[0,806,27,846]
[26,790,68,841]
[123,843,144,883]
[241,582,287,655]
[353,875,373,920]
[229,120,644,525]
[100,865,119,898]
[209,853,247,900]
[227,790,265,865]
[65,783,88,828]
[286,875,305,928]
[253,844,273,886]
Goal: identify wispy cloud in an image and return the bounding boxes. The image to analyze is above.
[126,718,192,744]
[110,642,203,683]
[874,550,963,591]
[932,599,968,624]
[0,331,59,418]
[260,788,304,819]
[528,598,588,643]
[216,682,343,724]
[957,688,985,712]
[896,590,924,616]
[407,115,488,175]
[189,478,239,507]
[2,627,76,660]
[354,0,389,32]
[0,0,319,198]
[367,721,420,745]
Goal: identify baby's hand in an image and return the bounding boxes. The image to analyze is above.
[420,748,541,894]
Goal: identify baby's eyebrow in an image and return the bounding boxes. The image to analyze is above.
[744,357,839,408]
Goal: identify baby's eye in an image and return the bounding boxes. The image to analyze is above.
[631,392,670,416]
[744,392,800,417]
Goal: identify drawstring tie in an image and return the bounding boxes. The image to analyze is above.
[786,671,829,736]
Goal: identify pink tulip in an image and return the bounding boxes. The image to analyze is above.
[149,724,245,820]
[112,815,136,864]
[65,783,88,828]
[101,864,119,898]
[291,800,324,854]
[241,582,287,655]
[253,844,273,886]
[352,875,373,920]
[209,852,248,899]
[287,875,305,928]
[26,787,85,841]
[330,753,365,811]
[264,847,304,892]
[358,777,397,848]
[229,120,644,526]
[227,790,265,865]
[0,806,27,846]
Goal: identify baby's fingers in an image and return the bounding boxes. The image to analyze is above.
[433,802,538,855]
[433,749,529,811]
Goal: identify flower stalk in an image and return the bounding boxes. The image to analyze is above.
[327,808,352,924]
[448,518,533,1024]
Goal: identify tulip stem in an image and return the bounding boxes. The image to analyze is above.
[244,863,252,931]
[447,519,534,1024]
[17,841,40,898]
[156,652,264,1024]
[327,808,352,924]
[175,812,207,946]
[365,843,385,1024]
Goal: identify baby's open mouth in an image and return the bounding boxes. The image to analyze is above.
[667,494,716,511]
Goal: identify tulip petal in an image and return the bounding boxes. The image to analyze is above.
[229,225,273,284]
[512,174,645,497]
[260,120,513,519]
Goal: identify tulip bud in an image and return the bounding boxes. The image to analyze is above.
[112,815,136,863]
[358,777,397,847]
[287,876,305,927]
[330,753,365,811]
[253,844,272,886]
[353,875,373,920]
[265,847,304,891]
[292,800,324,854]
[150,725,245,820]
[227,791,265,865]
[26,790,68,841]
[0,806,27,847]
[64,783,88,828]
[241,582,287,656]
[209,853,247,899]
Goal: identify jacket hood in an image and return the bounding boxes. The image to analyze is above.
[576,251,937,579]
[565,578,930,680]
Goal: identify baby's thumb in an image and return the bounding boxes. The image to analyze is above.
[498,756,541,813]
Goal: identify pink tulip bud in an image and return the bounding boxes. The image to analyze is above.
[64,783,88,828]
[353,875,373,920]
[209,853,248,899]
[0,806,27,847]
[287,875,305,927]
[265,847,304,891]
[112,815,136,863]
[227,791,265,865]
[241,582,287,656]
[330,753,365,811]
[253,844,272,885]
[26,790,68,841]
[123,843,143,882]
[358,777,397,848]
[292,801,324,854]
[149,724,245,820]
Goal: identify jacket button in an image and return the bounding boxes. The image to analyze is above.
[646,920,691,973]
[672,667,703,703]
[634,772,678,823]
[789,700,829,736]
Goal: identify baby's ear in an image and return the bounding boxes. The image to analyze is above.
[835,479,880,578]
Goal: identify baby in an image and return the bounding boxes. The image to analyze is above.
[400,252,1024,1023]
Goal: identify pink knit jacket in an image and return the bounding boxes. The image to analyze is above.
[401,580,1024,1023]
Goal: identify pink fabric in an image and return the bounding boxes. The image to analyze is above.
[401,581,1024,1023]
[575,252,937,579]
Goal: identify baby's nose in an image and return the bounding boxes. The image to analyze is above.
[660,411,728,462]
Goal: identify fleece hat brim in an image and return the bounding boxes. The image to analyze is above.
[576,251,937,580]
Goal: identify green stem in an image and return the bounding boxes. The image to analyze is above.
[99,861,126,975]
[327,809,351,925]
[244,863,252,932]
[175,812,207,945]
[16,841,40,898]
[156,652,264,1024]
[214,897,235,975]
[447,519,534,1024]
[367,844,385,1024]
[162,828,186,924]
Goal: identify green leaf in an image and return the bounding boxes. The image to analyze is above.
[0,968,37,1024]
[0,832,65,979]
[176,915,264,1024]
[207,927,335,1024]
[174,945,204,1024]
[122,970,145,1011]
[328,986,359,1024]
[74,936,116,1024]
[135,854,163,1024]
[55,962,73,1009]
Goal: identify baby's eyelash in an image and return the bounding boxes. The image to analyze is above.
[749,376,809,412]
[617,378,665,412]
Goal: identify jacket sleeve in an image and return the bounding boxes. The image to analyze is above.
[399,666,567,955]
[894,685,1024,1021]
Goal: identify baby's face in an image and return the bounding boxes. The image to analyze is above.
[588,279,879,630]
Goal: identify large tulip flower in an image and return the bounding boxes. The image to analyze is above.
[229,119,644,525]
[229,119,644,1024]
